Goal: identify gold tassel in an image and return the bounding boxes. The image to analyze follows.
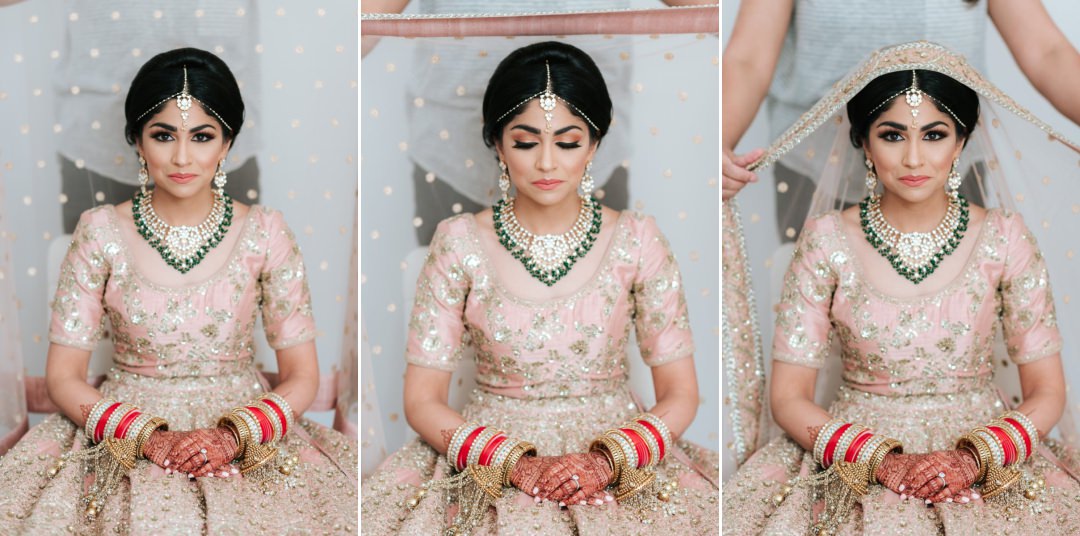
[47,438,140,523]
[803,461,870,536]
[420,467,502,536]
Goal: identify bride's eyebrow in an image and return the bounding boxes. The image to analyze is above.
[876,120,949,131]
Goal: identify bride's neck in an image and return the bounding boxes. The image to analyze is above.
[878,191,950,232]
[513,194,582,235]
[150,187,216,226]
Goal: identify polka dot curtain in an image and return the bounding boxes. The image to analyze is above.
[0,1,357,431]
[361,22,720,470]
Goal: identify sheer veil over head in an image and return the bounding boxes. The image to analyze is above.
[724,41,1080,472]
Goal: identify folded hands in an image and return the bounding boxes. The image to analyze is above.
[875,449,981,504]
[142,428,242,479]
[509,452,615,507]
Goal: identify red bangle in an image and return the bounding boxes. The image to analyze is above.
[94,402,122,443]
[636,419,666,460]
[478,434,507,466]
[262,398,289,436]
[114,409,141,440]
[845,430,873,463]
[457,426,486,471]
[823,423,851,467]
[988,426,1016,465]
[621,428,650,468]
[1004,418,1033,460]
[247,406,274,444]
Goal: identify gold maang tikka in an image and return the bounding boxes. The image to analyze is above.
[903,71,923,129]
[538,61,557,132]
[867,70,967,132]
[134,65,233,133]
[176,66,193,130]
[494,61,599,134]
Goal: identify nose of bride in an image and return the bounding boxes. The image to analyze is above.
[901,138,923,169]
[172,142,193,168]
[536,143,556,172]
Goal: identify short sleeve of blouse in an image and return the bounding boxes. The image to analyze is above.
[631,214,694,367]
[771,214,838,369]
[404,216,472,371]
[49,207,113,350]
[999,211,1062,364]
[259,208,317,350]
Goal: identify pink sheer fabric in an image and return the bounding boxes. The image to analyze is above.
[0,179,27,456]
[361,6,718,37]
[335,202,359,440]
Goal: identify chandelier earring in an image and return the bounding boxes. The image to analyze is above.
[580,161,594,196]
[864,157,878,197]
[214,159,228,195]
[947,158,962,198]
[498,161,511,202]
[138,155,150,195]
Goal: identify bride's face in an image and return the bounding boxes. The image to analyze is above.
[494,100,597,208]
[864,96,964,205]
[135,100,230,201]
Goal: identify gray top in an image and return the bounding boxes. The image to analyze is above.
[767,0,988,146]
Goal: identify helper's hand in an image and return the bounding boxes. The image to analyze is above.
[722,147,764,201]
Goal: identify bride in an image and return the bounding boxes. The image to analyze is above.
[723,41,1080,535]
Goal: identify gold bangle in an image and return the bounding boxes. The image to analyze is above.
[218,413,253,457]
[135,417,168,458]
[500,441,536,487]
[956,432,992,483]
[867,438,902,481]
[590,435,627,484]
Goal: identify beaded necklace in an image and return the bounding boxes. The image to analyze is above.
[859,193,969,284]
[492,195,601,286]
[132,189,233,274]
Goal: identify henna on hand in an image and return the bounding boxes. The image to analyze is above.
[926,449,980,503]
[141,430,188,468]
[807,425,823,447]
[166,427,242,476]
[900,449,979,502]
[510,455,555,496]
[535,452,614,504]
[80,403,95,426]
[874,452,922,494]
[440,429,456,453]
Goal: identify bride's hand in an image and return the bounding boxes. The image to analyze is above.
[900,449,979,502]
[509,455,554,497]
[874,452,922,496]
[535,452,613,506]
[141,429,187,469]
[165,427,242,478]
